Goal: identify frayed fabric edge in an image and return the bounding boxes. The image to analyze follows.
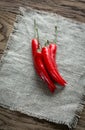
[0,6,85,129]
[19,6,85,25]
[0,97,85,129]
[69,95,85,129]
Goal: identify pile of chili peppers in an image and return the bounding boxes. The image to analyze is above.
[32,20,67,93]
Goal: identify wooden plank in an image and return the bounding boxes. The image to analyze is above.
[0,0,85,22]
[0,106,68,130]
[0,0,85,130]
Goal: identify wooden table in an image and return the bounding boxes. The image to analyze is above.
[0,0,85,130]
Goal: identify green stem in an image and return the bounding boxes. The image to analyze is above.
[34,19,39,41]
[44,40,49,46]
[54,26,57,44]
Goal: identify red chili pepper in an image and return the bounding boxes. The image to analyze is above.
[48,43,66,84]
[32,20,56,93]
[46,27,66,85]
[42,46,66,86]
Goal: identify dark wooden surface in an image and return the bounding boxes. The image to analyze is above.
[0,0,85,130]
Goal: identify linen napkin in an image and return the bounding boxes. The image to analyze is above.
[0,7,85,128]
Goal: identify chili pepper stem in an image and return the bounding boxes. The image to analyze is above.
[44,40,49,46]
[54,26,57,44]
[44,26,57,45]
[34,19,39,41]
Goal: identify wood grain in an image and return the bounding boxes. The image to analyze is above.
[0,0,85,130]
[0,106,69,130]
[0,0,85,22]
